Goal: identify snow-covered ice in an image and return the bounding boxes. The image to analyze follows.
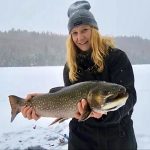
[0,65,150,149]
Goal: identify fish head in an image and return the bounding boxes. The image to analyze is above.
[87,82,129,113]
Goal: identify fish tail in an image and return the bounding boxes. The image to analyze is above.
[8,95,25,122]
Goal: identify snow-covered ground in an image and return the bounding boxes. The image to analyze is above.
[0,65,150,150]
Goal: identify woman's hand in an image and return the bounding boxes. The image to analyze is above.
[21,93,44,121]
[74,99,104,120]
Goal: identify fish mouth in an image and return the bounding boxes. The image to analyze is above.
[100,92,129,112]
[105,91,127,103]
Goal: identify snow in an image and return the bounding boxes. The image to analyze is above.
[0,65,150,149]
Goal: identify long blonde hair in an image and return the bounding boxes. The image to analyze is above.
[66,27,115,82]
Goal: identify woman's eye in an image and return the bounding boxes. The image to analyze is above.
[71,32,77,36]
[82,28,90,33]
[83,29,88,32]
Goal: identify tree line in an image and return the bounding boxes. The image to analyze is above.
[0,29,149,67]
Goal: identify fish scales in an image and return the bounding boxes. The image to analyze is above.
[28,81,97,118]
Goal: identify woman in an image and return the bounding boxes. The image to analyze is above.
[21,1,137,150]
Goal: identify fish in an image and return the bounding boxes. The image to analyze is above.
[8,81,128,124]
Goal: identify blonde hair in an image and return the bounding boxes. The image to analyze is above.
[66,27,115,82]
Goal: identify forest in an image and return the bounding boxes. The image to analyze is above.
[0,29,149,67]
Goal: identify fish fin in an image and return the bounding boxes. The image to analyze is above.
[49,118,66,126]
[8,95,24,122]
[79,104,91,121]
[58,118,68,123]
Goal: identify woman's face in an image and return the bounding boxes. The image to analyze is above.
[71,25,92,51]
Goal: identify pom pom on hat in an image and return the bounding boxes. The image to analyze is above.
[67,1,98,32]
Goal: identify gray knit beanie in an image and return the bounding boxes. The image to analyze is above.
[67,1,98,32]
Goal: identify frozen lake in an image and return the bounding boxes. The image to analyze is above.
[0,65,150,149]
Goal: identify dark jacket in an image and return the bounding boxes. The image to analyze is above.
[50,47,137,150]
[63,48,137,127]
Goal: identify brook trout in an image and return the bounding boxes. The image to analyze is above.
[9,81,128,124]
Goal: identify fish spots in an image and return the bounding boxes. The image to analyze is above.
[9,81,128,123]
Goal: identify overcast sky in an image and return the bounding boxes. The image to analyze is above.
[0,0,149,39]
